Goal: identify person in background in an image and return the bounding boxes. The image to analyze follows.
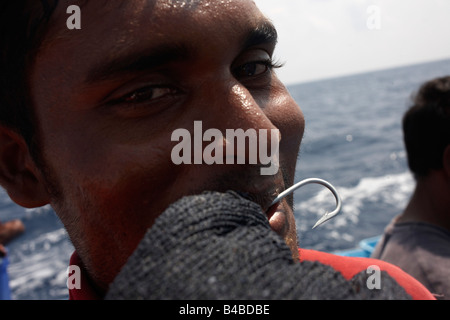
[372,76,450,300]
[0,219,25,252]
[0,244,6,258]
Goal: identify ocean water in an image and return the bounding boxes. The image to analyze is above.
[1,58,449,300]
[291,58,450,252]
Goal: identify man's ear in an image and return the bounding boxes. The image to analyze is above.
[0,127,50,208]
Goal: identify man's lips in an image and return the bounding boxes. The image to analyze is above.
[265,201,287,236]
[237,190,288,237]
[219,171,288,235]
[235,187,280,215]
[266,201,280,220]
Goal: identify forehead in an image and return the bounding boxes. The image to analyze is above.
[35,0,269,90]
[44,0,266,47]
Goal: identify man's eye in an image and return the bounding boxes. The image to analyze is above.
[122,86,174,104]
[234,61,271,79]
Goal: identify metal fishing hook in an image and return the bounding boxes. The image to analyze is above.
[270,178,342,229]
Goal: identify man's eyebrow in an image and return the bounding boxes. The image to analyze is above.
[83,21,277,85]
[84,44,190,84]
[243,20,278,49]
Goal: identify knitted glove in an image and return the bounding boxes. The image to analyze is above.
[106,191,410,300]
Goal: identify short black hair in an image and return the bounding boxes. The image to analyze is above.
[0,1,59,160]
[403,76,450,178]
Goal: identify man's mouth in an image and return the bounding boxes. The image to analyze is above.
[236,186,288,237]
[265,201,287,236]
[206,168,290,236]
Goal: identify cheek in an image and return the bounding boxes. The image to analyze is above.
[81,152,177,212]
[95,164,177,230]
[44,130,180,224]
[50,146,187,263]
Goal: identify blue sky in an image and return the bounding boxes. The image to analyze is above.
[254,0,450,85]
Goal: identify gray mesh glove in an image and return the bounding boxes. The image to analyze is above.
[106,191,410,300]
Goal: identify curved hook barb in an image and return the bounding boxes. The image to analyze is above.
[270,178,342,229]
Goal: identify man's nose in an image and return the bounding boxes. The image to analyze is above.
[208,82,278,133]
[199,81,280,172]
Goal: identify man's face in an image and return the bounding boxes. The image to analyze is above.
[30,0,305,290]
